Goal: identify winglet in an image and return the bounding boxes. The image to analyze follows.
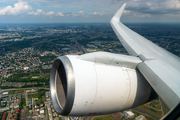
[112,3,126,21]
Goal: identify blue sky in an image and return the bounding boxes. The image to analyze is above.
[0,0,180,23]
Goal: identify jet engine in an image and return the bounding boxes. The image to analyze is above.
[50,52,157,116]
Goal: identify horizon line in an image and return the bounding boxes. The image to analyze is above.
[0,22,180,24]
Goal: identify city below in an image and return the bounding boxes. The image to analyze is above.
[0,23,180,120]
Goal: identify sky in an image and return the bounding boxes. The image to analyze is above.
[0,0,180,23]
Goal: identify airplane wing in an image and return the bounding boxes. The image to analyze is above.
[110,3,180,111]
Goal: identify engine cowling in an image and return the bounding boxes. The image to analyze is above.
[50,52,157,116]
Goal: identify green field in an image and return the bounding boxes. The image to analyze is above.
[91,115,114,120]
[9,90,24,95]
[132,110,155,120]
[140,105,163,117]
[32,76,39,79]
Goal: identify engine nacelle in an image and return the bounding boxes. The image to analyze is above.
[50,52,157,116]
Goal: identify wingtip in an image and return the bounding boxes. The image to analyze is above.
[112,3,126,21]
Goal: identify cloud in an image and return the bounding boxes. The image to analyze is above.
[0,1,31,15]
[123,10,131,14]
[18,0,93,8]
[78,11,83,14]
[92,12,106,16]
[1,0,180,23]
[134,13,151,17]
[28,9,45,15]
[92,12,99,15]
[28,9,55,16]
[73,11,83,16]
[62,12,72,16]
[56,12,72,16]
[125,0,180,15]
[56,12,64,16]
[46,11,55,16]
[7,0,180,18]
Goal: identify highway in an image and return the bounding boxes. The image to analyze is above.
[1,87,49,92]
[133,107,162,120]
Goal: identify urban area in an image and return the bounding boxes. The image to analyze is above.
[0,23,180,120]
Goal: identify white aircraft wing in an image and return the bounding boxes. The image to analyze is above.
[110,3,180,110]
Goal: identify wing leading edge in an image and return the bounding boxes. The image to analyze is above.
[110,3,180,110]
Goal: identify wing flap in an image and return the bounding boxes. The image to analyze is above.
[138,60,180,109]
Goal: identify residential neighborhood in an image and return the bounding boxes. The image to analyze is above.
[1,23,180,120]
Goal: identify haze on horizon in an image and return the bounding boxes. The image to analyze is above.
[0,0,180,23]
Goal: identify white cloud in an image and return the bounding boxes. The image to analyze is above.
[56,12,64,16]
[123,10,131,14]
[78,11,83,14]
[29,9,55,16]
[0,1,31,15]
[126,0,180,15]
[92,12,106,16]
[46,11,55,16]
[28,9,45,15]
[0,0,179,22]
[163,0,180,9]
[100,12,105,15]
[73,11,83,16]
[92,12,99,15]
[73,14,80,16]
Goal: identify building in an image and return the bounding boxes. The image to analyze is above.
[53,112,58,117]
[46,91,50,97]
[24,67,29,70]
[0,65,3,68]
[2,112,7,120]
[29,98,33,105]
[35,111,38,115]
[2,91,9,96]
[1,97,7,102]
[10,103,14,108]
[14,103,19,108]
[135,115,145,120]
[16,108,19,113]
[124,111,134,119]
[1,97,7,107]
[54,117,59,120]
[34,105,39,109]
[18,93,21,99]
[9,95,12,101]
[40,110,44,114]
[13,94,16,100]
[40,103,43,107]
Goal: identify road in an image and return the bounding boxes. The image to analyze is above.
[44,103,48,120]
[25,114,42,120]
[74,39,87,54]
[25,92,28,106]
[133,107,162,120]
[6,111,11,120]
[144,104,162,111]
[1,87,49,92]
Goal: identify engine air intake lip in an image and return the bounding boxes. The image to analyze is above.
[50,56,75,116]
